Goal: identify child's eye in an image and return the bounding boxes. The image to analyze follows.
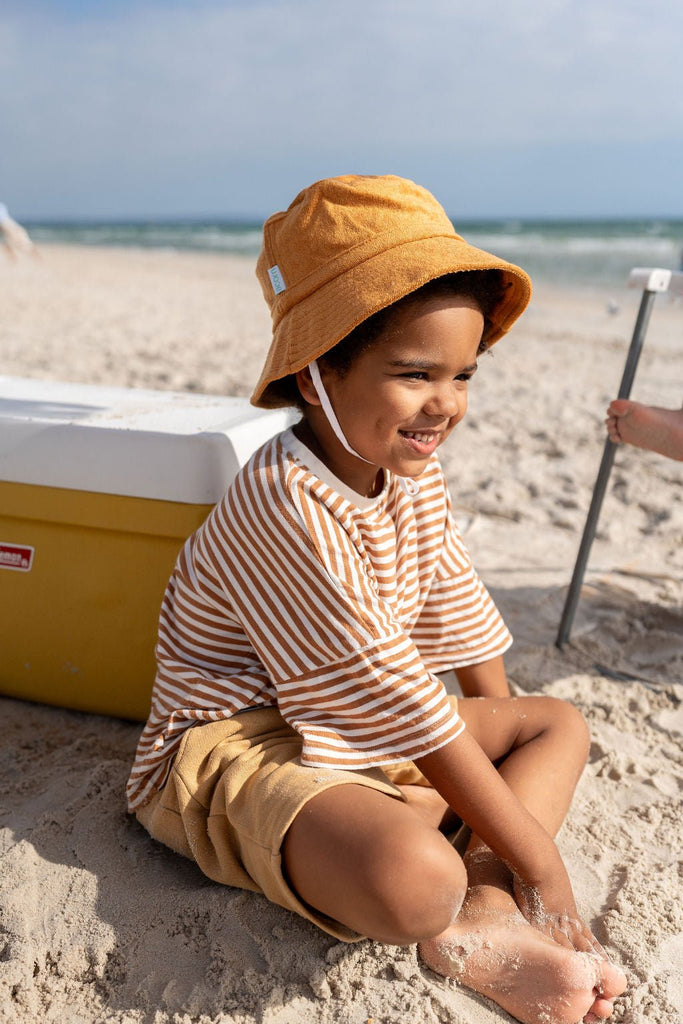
[396,368,475,382]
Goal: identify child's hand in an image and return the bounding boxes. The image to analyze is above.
[513,875,606,959]
[540,913,607,960]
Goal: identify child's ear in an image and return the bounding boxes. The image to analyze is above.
[295,366,322,406]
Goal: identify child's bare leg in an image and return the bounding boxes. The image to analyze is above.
[282,783,468,944]
[606,399,683,460]
[419,696,627,1023]
[458,695,589,869]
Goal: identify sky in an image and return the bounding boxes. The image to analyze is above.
[1,0,682,220]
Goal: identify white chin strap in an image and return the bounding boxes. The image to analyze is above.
[308,360,374,464]
[307,360,419,496]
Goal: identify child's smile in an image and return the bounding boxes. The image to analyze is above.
[398,427,449,459]
[300,294,484,496]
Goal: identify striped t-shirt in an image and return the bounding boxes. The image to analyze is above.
[126,428,511,811]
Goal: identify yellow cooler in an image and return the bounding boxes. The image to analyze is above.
[0,376,293,721]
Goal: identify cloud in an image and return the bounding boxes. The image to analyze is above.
[1,0,682,216]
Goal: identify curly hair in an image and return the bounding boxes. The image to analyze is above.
[278,270,506,408]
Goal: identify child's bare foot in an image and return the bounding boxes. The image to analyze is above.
[606,399,683,460]
[419,887,627,1024]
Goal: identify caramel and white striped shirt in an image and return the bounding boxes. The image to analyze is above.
[126,428,511,810]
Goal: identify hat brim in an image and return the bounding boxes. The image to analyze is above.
[251,233,531,409]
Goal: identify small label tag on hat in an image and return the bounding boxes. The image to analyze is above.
[268,264,286,294]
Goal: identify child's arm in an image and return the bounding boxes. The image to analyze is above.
[415,731,581,928]
[455,654,510,698]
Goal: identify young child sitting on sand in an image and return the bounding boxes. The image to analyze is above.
[127,175,627,1024]
[606,398,683,461]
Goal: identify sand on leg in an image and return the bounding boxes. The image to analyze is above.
[418,696,627,1022]
[283,771,625,1023]
[420,882,626,1024]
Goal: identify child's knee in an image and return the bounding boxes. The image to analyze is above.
[374,833,467,943]
[545,696,591,759]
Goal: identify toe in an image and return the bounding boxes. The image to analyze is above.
[597,960,628,1001]
[586,996,615,1020]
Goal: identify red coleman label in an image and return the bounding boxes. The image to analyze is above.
[0,543,34,572]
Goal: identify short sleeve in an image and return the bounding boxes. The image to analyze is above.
[410,501,512,670]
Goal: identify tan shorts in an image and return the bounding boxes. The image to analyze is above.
[135,704,450,941]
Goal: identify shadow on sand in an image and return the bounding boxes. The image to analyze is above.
[1,579,680,1022]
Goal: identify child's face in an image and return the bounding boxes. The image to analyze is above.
[310,293,484,494]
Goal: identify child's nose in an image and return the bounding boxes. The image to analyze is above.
[424,383,466,420]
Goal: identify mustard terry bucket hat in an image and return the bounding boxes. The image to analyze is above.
[251,174,531,409]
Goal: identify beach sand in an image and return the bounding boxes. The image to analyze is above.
[1,244,681,1023]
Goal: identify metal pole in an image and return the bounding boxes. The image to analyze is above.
[555,282,661,649]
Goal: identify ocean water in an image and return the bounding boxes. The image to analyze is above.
[25,217,683,291]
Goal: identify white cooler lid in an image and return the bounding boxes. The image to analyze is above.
[0,376,295,503]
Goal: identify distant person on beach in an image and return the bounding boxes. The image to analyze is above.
[128,176,627,1024]
[606,399,683,461]
[0,202,35,258]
